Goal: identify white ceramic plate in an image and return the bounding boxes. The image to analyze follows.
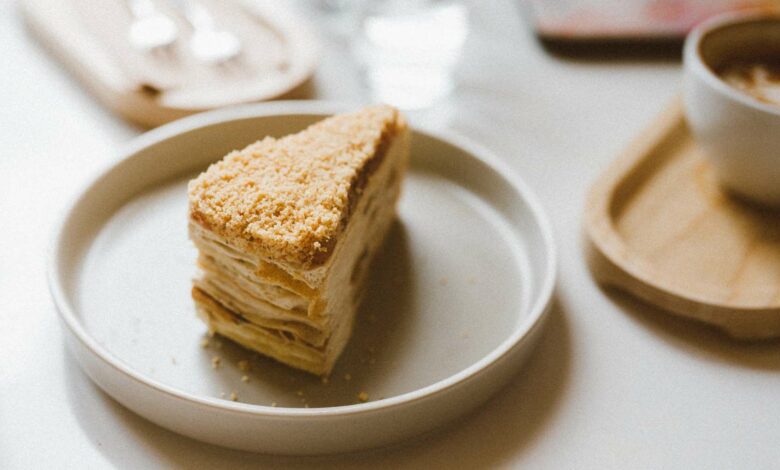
[48,102,556,454]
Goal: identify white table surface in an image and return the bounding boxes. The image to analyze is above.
[3,1,780,468]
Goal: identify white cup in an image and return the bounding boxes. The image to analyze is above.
[683,11,780,206]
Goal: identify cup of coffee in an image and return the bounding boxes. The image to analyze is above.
[683,10,780,205]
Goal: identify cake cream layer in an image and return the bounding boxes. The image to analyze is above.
[189,105,407,287]
[192,280,327,347]
[193,243,313,315]
[192,157,404,351]
[190,222,317,301]
[188,105,409,375]
[193,289,328,375]
[193,173,399,374]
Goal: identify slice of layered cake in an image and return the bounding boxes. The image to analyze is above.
[188,105,409,375]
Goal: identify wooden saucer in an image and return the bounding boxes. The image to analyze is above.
[585,99,780,340]
[21,0,319,128]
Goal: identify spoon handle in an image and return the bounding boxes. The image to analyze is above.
[127,0,158,18]
[172,0,216,31]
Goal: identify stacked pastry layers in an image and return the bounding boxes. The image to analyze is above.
[188,105,409,375]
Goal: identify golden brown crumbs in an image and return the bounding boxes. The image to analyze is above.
[344,373,352,381]
[241,375,249,383]
[358,391,369,402]
[187,105,405,268]
[230,391,238,401]
[211,356,222,369]
[296,390,304,397]
[200,338,210,348]
[237,360,250,372]
[321,376,329,385]
[271,402,278,407]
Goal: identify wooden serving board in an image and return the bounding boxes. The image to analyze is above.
[585,99,780,340]
[20,0,319,128]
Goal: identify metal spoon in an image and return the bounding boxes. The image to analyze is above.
[126,0,179,53]
[178,1,242,64]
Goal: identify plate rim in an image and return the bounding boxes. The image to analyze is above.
[48,101,557,419]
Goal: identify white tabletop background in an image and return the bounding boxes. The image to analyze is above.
[2,1,779,468]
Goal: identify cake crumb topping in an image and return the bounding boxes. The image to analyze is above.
[188,105,405,268]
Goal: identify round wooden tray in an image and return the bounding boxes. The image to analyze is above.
[21,0,319,127]
[585,99,780,340]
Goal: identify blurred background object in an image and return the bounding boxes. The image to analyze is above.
[528,0,778,57]
[352,0,469,109]
[21,0,319,127]
[176,0,242,65]
[529,0,776,40]
[126,0,179,53]
[28,0,777,123]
